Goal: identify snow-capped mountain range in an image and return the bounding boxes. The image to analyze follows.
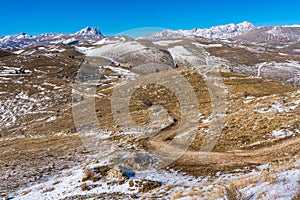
[1,22,300,49]
[0,27,103,49]
[140,21,256,40]
[141,21,300,46]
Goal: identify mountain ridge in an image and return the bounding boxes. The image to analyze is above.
[0,27,104,49]
[2,22,300,49]
[140,21,256,40]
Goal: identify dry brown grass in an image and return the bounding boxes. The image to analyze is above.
[293,177,300,200]
[42,187,55,193]
[293,191,300,200]
[206,45,300,67]
[172,192,184,199]
[0,49,13,58]
[80,183,91,191]
[82,169,99,182]
[225,185,249,200]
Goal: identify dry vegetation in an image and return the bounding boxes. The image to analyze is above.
[206,44,300,66]
[225,185,250,200]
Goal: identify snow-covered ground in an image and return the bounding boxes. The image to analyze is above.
[233,60,300,88]
[84,41,145,58]
[192,42,223,48]
[270,129,296,139]
[0,66,31,76]
[153,39,182,46]
[249,91,300,114]
[0,64,70,132]
[13,157,300,200]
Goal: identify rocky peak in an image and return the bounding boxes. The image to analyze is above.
[74,27,102,36]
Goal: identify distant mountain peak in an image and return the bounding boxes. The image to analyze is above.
[207,21,255,30]
[75,27,102,36]
[14,32,33,40]
[239,21,255,27]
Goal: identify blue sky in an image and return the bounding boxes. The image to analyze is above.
[1,0,300,36]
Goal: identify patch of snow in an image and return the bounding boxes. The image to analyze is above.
[37,47,46,50]
[243,96,255,104]
[101,66,136,77]
[293,49,300,53]
[279,52,288,56]
[46,116,57,122]
[256,164,270,171]
[201,118,211,124]
[0,66,31,76]
[48,47,65,52]
[42,82,57,87]
[256,98,300,113]
[168,46,195,62]
[152,40,182,46]
[14,49,24,54]
[75,46,95,54]
[62,38,77,45]
[49,40,64,44]
[192,42,223,48]
[270,129,295,139]
[94,36,127,45]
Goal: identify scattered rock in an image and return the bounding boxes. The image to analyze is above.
[243,91,250,98]
[106,166,125,180]
[82,169,99,182]
[80,183,91,191]
[0,192,7,198]
[93,165,110,176]
[294,105,300,114]
[138,180,162,193]
[42,187,55,193]
[129,179,134,187]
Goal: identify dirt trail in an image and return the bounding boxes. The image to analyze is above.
[147,135,300,175]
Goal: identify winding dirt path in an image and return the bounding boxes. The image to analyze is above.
[147,135,300,175]
[146,42,300,175]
